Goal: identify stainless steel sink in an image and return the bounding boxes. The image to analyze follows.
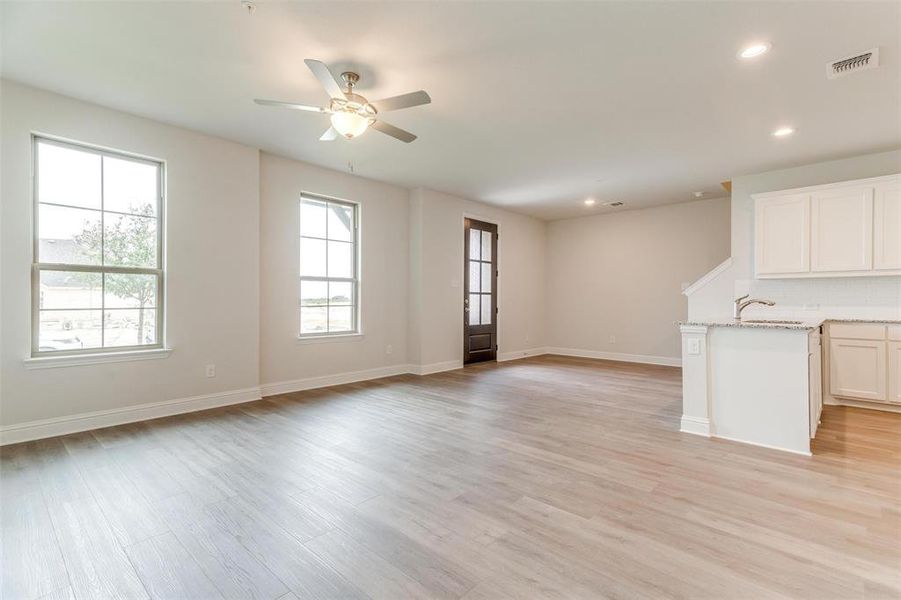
[742,319,804,325]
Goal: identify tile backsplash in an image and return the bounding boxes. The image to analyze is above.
[736,276,901,320]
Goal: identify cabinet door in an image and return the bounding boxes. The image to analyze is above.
[829,339,886,401]
[874,181,901,270]
[810,186,874,272]
[809,345,822,438]
[889,342,901,404]
[755,194,810,276]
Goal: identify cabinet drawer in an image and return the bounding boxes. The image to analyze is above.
[829,323,886,340]
[888,325,901,341]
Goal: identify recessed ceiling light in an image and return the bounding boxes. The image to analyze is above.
[584,199,596,206]
[739,42,771,59]
[772,126,795,137]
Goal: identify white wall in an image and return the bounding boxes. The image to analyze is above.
[689,149,901,321]
[0,80,261,427]
[259,152,410,391]
[546,197,730,362]
[409,188,547,368]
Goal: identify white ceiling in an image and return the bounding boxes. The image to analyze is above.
[2,2,899,220]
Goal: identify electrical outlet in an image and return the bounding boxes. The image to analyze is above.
[608,335,616,344]
[386,344,393,355]
[205,364,216,378]
[687,339,701,355]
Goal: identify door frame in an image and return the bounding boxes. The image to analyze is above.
[462,213,500,363]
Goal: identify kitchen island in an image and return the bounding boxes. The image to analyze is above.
[679,319,822,455]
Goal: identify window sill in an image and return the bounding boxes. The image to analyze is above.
[23,347,173,369]
[296,333,364,345]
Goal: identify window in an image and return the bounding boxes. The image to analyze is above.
[32,137,164,356]
[299,194,359,336]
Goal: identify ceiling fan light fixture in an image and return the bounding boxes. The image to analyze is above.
[330,110,372,139]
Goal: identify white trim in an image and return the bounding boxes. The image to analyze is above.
[681,257,733,296]
[296,333,364,345]
[545,347,682,367]
[0,386,261,446]
[23,347,173,369]
[408,360,464,376]
[712,433,812,457]
[679,416,711,437]
[751,173,900,201]
[261,364,410,396]
[497,347,548,362]
[824,397,901,413]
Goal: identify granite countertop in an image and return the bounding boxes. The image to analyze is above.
[678,319,821,331]
[678,317,901,331]
[822,318,901,324]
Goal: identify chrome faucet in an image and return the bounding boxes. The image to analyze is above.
[733,294,776,320]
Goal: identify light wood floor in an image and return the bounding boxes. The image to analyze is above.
[2,355,900,600]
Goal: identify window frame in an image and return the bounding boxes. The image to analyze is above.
[31,135,166,358]
[298,192,361,339]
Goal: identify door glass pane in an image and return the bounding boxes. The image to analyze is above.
[39,310,102,351]
[301,306,327,334]
[39,270,102,310]
[469,229,480,260]
[469,261,481,292]
[327,204,353,242]
[481,263,492,293]
[104,308,156,347]
[37,142,101,210]
[327,240,353,278]
[469,293,480,325]
[329,281,353,305]
[39,204,102,265]
[103,156,157,216]
[103,213,157,268]
[300,237,327,276]
[328,306,353,332]
[104,273,157,308]
[300,280,327,306]
[300,199,327,238]
[481,294,492,325]
[481,231,492,262]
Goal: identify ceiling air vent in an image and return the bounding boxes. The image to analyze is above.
[827,48,879,79]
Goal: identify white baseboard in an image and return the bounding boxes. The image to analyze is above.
[497,347,548,362]
[712,433,812,457]
[0,387,262,446]
[407,360,464,376]
[824,397,901,414]
[545,347,682,367]
[261,364,410,397]
[679,415,711,437]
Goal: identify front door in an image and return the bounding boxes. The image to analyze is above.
[464,218,498,364]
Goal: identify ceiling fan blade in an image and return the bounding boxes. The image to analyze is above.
[370,90,431,113]
[320,127,338,141]
[371,120,417,143]
[304,59,347,100]
[254,99,325,113]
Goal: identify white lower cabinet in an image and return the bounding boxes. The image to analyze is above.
[889,342,901,404]
[809,333,823,438]
[828,323,893,404]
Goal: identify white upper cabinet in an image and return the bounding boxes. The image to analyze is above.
[755,194,810,275]
[754,174,900,278]
[874,181,901,270]
[810,186,873,272]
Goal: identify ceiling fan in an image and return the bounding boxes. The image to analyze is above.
[254,59,431,143]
